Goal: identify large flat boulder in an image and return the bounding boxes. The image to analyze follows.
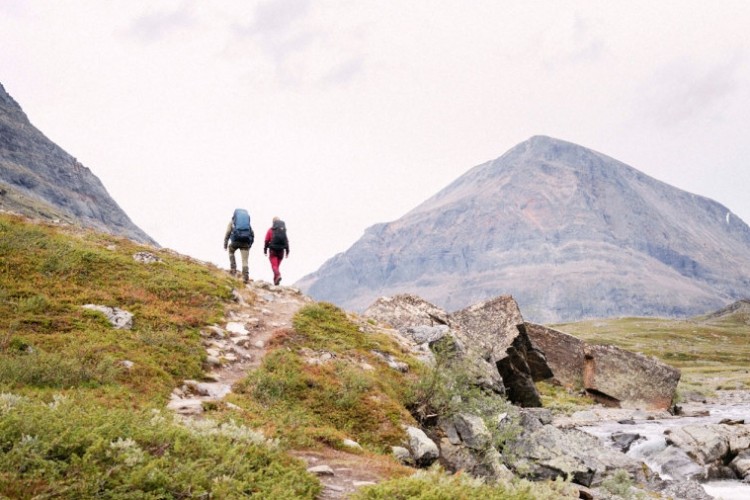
[583,345,680,410]
[450,296,544,407]
[524,322,584,389]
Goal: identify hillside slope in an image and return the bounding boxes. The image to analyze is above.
[298,136,750,322]
[0,82,156,245]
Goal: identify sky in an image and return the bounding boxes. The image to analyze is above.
[2,1,749,284]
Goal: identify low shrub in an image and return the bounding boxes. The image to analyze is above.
[351,467,578,499]
[0,394,320,498]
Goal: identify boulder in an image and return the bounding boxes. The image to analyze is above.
[730,449,750,480]
[524,322,585,389]
[583,344,680,410]
[441,413,492,451]
[438,437,513,481]
[505,413,646,487]
[651,445,705,481]
[406,426,439,466]
[450,296,543,407]
[665,423,750,472]
[364,294,505,395]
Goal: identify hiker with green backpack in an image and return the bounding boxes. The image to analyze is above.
[264,217,289,286]
[223,208,254,283]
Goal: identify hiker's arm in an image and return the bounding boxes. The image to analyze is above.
[223,222,232,249]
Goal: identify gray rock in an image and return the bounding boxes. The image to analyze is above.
[307,465,335,476]
[655,480,714,500]
[342,439,362,450]
[404,325,450,345]
[506,423,646,487]
[730,449,750,480]
[665,423,750,473]
[167,398,203,415]
[371,350,409,372]
[438,437,513,481]
[82,304,133,330]
[450,296,542,407]
[452,413,492,450]
[610,432,642,453]
[651,445,705,481]
[132,252,161,264]
[406,426,439,466]
[391,446,412,465]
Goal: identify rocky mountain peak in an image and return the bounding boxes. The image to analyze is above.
[298,137,750,322]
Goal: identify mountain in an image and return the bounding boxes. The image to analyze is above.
[0,82,156,245]
[297,136,750,323]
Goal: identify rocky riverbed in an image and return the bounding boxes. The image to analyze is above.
[563,391,750,499]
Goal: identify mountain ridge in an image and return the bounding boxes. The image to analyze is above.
[297,136,750,322]
[0,82,156,246]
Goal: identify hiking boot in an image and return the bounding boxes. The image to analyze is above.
[229,268,237,277]
[242,267,249,284]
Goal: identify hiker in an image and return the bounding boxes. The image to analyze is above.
[264,217,289,286]
[223,208,254,283]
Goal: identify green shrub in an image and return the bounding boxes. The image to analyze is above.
[404,338,521,451]
[0,395,320,498]
[352,467,578,499]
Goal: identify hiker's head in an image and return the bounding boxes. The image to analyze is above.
[272,216,279,223]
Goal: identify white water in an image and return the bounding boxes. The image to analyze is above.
[578,400,750,499]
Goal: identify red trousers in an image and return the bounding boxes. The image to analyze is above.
[268,249,284,283]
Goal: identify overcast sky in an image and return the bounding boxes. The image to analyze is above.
[2,1,749,284]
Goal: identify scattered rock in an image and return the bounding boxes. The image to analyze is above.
[82,304,133,329]
[611,432,642,453]
[132,252,161,264]
[342,439,362,450]
[371,350,409,372]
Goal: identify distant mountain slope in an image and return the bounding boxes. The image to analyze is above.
[297,136,750,322]
[0,82,156,245]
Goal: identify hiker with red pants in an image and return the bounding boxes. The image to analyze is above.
[264,217,289,285]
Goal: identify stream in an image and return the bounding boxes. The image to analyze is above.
[576,395,750,499]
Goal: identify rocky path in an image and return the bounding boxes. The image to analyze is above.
[167,279,389,499]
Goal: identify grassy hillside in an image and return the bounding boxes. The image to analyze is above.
[551,311,750,398]
[1,213,582,499]
[0,213,320,497]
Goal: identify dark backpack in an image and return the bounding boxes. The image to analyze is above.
[270,220,288,249]
[231,209,253,245]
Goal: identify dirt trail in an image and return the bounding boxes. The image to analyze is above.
[167,279,391,499]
